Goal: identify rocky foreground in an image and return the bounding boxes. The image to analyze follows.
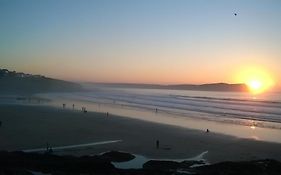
[0,151,281,175]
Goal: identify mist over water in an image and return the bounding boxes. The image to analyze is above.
[38,86,281,143]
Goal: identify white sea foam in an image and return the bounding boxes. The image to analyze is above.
[23,140,122,153]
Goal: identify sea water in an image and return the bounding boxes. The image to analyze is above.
[37,87,281,143]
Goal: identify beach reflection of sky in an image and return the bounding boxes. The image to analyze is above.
[113,151,209,169]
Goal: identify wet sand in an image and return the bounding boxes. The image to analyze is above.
[0,104,281,163]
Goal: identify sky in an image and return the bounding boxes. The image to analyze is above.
[0,0,281,88]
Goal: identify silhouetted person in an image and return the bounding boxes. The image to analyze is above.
[206,129,210,133]
[63,104,66,109]
[82,107,87,113]
[49,146,53,153]
[106,112,109,117]
[46,142,50,152]
[156,140,159,149]
[155,108,158,113]
[45,142,53,154]
[72,104,75,110]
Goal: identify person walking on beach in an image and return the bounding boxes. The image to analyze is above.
[63,104,66,109]
[45,142,53,154]
[46,142,50,152]
[106,112,109,117]
[72,104,75,110]
[49,146,53,153]
[156,140,159,149]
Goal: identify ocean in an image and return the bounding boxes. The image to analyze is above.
[37,87,281,143]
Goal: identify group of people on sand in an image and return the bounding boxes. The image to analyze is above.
[82,107,87,113]
[62,103,88,113]
[62,103,112,117]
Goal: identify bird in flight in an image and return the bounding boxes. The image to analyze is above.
[234,13,237,16]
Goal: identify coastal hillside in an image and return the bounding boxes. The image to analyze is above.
[87,82,249,92]
[0,68,82,94]
[168,83,249,92]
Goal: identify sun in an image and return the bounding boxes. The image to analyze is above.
[249,80,261,90]
[247,79,263,94]
[234,66,275,94]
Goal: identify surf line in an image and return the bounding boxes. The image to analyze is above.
[23,140,122,153]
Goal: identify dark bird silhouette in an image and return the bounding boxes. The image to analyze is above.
[234,13,237,16]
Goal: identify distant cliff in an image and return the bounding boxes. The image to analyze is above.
[89,82,249,92]
[0,69,82,94]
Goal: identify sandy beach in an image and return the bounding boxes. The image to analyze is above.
[0,104,281,163]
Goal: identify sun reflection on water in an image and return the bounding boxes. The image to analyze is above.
[249,120,257,130]
[250,125,256,130]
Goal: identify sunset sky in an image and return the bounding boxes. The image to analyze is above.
[1,0,280,89]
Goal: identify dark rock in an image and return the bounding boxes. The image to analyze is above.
[196,159,281,175]
[0,168,33,175]
[181,160,205,168]
[143,159,204,174]
[117,168,173,175]
[0,151,281,175]
[0,151,116,174]
[100,151,135,162]
[143,160,181,170]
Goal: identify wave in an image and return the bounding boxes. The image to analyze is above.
[58,90,281,124]
[175,95,281,108]
[41,89,281,129]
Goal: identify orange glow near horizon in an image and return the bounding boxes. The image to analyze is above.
[235,66,275,94]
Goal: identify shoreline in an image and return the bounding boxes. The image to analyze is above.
[1,104,281,163]
[3,93,281,144]
[36,92,281,144]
